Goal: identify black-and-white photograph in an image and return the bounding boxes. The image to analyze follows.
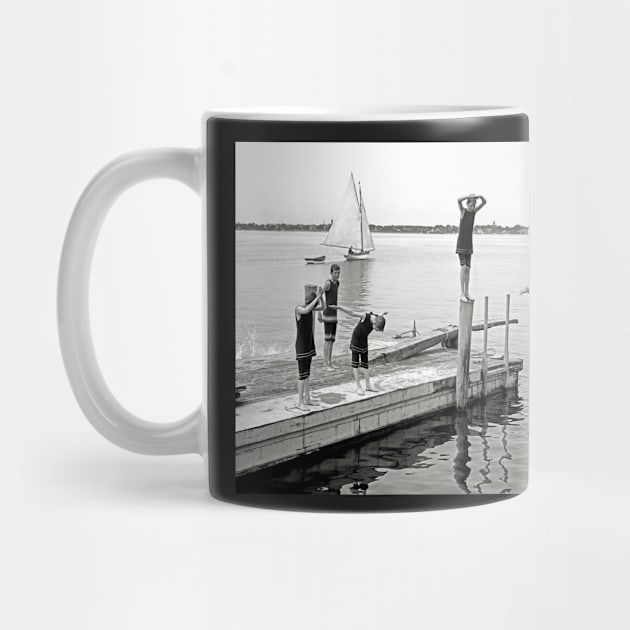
[9,0,630,625]
[235,142,529,495]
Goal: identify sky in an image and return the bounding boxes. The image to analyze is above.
[235,142,529,226]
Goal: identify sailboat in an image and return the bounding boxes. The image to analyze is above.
[321,173,375,261]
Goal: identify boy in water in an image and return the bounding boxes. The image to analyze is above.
[329,305,386,396]
[456,193,487,302]
[295,287,324,411]
[320,263,341,371]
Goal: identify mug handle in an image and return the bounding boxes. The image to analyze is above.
[58,148,204,455]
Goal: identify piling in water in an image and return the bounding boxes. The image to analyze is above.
[482,296,489,397]
[504,294,511,388]
[456,299,475,410]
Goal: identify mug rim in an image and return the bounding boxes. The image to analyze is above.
[204,106,524,122]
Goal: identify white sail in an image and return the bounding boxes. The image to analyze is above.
[359,197,375,251]
[321,173,375,252]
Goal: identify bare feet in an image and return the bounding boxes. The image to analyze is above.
[296,403,308,411]
[304,399,320,407]
[324,365,334,372]
[460,294,469,303]
[356,387,365,396]
[365,385,378,392]
[465,293,474,302]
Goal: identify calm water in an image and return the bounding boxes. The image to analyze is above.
[236,231,529,494]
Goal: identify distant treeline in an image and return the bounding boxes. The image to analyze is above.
[235,222,529,235]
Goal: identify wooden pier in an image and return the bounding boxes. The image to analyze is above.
[236,300,521,475]
[236,315,517,403]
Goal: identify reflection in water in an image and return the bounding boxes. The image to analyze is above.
[453,412,471,495]
[473,406,492,494]
[237,388,527,495]
[499,421,512,485]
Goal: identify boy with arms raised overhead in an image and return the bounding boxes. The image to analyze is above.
[456,193,487,302]
[294,287,323,411]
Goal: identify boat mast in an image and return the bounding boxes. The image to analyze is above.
[350,172,361,252]
[359,181,364,252]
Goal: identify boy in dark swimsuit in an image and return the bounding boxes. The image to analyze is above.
[320,264,341,371]
[456,193,487,302]
[330,305,386,396]
[295,287,323,411]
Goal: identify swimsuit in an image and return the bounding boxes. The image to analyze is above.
[322,279,340,341]
[295,310,316,379]
[350,313,373,369]
[456,209,476,265]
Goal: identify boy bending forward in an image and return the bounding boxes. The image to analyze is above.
[330,306,386,395]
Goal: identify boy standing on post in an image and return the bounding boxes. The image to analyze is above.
[320,263,341,371]
[456,193,487,302]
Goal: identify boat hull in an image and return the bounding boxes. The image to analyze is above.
[344,252,371,260]
[304,255,326,264]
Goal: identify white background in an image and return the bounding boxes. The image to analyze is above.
[2,1,628,628]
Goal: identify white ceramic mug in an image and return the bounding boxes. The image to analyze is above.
[59,107,529,510]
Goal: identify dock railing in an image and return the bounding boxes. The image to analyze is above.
[457,293,512,410]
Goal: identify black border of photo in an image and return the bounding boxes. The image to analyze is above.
[207,113,529,512]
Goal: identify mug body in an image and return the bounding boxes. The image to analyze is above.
[204,108,529,511]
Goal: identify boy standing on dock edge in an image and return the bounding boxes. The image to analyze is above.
[456,193,487,302]
[331,306,386,396]
[320,264,341,371]
[295,287,323,411]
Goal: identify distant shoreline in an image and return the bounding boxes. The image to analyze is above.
[236,222,529,235]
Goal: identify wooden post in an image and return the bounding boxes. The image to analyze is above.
[482,296,489,398]
[504,293,510,387]
[456,299,475,410]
